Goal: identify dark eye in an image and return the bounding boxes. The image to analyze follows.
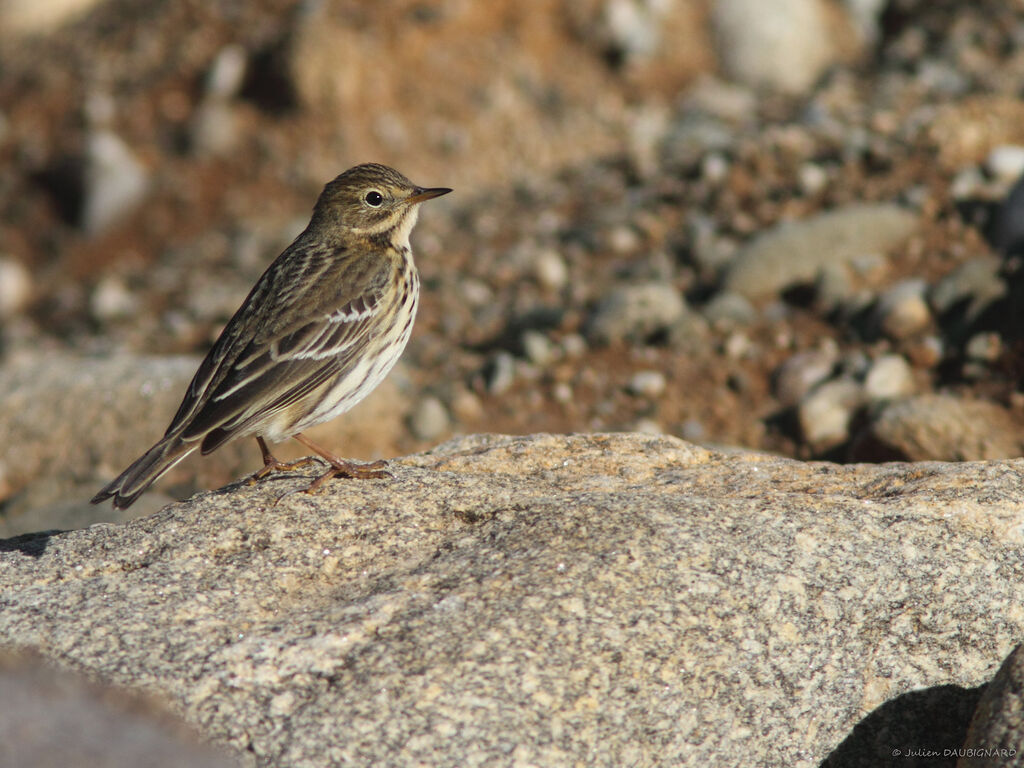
[364,191,384,207]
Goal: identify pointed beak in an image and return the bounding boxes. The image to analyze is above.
[407,186,452,204]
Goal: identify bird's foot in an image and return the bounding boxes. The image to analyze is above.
[249,436,322,485]
[248,456,322,485]
[273,460,391,505]
[307,458,391,492]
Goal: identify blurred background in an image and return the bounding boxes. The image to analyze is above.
[3,0,1024,532]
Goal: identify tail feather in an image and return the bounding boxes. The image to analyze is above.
[91,436,197,510]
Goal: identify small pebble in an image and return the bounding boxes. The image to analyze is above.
[681,419,705,441]
[90,276,138,321]
[560,334,587,358]
[588,283,686,345]
[533,249,569,291]
[487,352,516,395]
[702,291,756,330]
[607,225,640,254]
[0,257,32,318]
[798,162,828,195]
[191,102,240,156]
[874,279,931,340]
[460,278,492,307]
[603,0,662,59]
[950,167,985,200]
[724,332,752,359]
[907,335,944,369]
[965,332,1002,364]
[986,145,1024,183]
[205,44,247,99]
[798,378,862,448]
[774,345,838,406]
[631,418,663,435]
[701,153,729,183]
[83,130,150,234]
[450,388,484,422]
[521,331,555,367]
[409,396,450,442]
[552,382,573,403]
[863,354,915,401]
[628,370,666,398]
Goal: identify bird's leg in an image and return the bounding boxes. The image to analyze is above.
[291,432,390,493]
[249,436,320,483]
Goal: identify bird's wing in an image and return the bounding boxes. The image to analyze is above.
[165,242,395,446]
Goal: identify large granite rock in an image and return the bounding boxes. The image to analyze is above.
[1,433,1022,767]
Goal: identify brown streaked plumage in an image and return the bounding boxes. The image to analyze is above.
[92,163,451,509]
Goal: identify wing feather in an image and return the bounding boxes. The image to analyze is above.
[165,235,395,443]
[181,287,388,443]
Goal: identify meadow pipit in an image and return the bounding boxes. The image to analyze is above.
[93,163,451,509]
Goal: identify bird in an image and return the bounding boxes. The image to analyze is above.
[92,163,451,509]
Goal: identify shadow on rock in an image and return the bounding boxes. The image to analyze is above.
[822,683,986,768]
[0,530,62,558]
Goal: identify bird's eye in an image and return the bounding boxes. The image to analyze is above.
[364,191,384,207]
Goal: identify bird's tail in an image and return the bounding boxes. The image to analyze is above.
[91,435,197,510]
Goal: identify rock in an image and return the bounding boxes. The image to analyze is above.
[798,377,862,448]
[190,102,241,157]
[0,0,102,36]
[798,162,828,195]
[0,354,408,534]
[986,145,1024,183]
[190,45,248,157]
[627,370,666,398]
[82,130,150,234]
[0,256,32,318]
[90,275,138,321]
[711,0,845,94]
[841,0,887,44]
[630,417,662,434]
[487,351,516,395]
[959,644,1024,768]
[863,354,915,401]
[0,652,237,768]
[532,249,569,292]
[702,290,757,330]
[873,279,931,340]
[560,333,588,359]
[547,382,572,405]
[863,394,1024,461]
[521,330,555,367]
[965,332,1002,364]
[600,0,669,62]
[2,433,1023,767]
[588,283,686,344]
[409,396,450,442]
[930,257,1006,329]
[723,204,918,301]
[774,345,839,407]
[205,44,248,100]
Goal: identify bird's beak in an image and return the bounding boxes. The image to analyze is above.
[407,186,452,204]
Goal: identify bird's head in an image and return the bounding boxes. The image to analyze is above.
[311,163,451,246]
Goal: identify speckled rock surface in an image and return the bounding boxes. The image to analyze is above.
[1,432,1022,767]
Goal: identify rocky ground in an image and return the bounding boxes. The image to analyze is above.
[5,0,1024,522]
